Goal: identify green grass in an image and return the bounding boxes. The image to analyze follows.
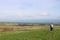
[0,29,60,40]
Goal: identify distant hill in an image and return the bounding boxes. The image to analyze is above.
[0,19,60,26]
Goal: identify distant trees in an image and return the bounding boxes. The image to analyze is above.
[18,24,33,26]
[17,23,47,26]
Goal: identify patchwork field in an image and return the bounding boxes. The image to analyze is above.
[0,26,60,40]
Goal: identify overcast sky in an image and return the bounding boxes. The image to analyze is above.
[0,0,60,21]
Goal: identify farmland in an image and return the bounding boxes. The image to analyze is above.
[0,25,60,40]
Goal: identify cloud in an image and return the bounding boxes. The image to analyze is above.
[39,13,49,16]
[0,8,49,20]
[56,16,60,20]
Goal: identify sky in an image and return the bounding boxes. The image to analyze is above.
[0,0,60,22]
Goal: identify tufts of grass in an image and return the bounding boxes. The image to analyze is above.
[0,29,60,40]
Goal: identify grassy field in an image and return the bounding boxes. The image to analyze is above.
[0,26,60,40]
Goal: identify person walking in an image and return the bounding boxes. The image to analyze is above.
[50,24,54,31]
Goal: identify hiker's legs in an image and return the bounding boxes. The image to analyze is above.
[50,28,53,31]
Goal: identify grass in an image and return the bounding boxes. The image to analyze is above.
[0,29,60,40]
